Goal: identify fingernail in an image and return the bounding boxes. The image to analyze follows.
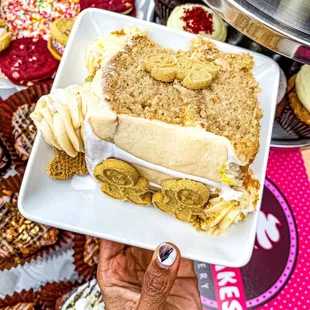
[157,243,177,267]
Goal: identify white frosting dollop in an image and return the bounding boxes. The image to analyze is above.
[296,64,310,113]
[85,26,148,74]
[85,116,249,201]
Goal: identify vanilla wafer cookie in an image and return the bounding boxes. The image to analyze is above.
[46,149,88,180]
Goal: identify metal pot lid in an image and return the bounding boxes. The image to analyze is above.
[203,0,310,64]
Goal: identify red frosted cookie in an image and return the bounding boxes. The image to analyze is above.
[0,38,59,85]
[80,0,135,14]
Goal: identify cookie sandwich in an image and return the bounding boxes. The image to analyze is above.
[0,18,12,53]
[48,18,74,61]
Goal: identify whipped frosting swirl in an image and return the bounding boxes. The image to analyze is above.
[31,83,100,157]
[296,65,310,113]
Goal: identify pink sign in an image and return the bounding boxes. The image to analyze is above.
[196,150,310,310]
[211,265,247,310]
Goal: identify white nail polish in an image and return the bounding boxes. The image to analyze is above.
[157,243,177,267]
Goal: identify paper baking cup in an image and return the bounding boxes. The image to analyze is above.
[0,228,74,271]
[72,234,97,281]
[278,93,310,138]
[37,281,74,310]
[0,133,14,177]
[0,289,36,307]
[0,172,23,196]
[154,0,172,24]
[0,281,77,309]
[275,95,287,121]
[0,84,52,163]
[154,0,204,24]
[0,173,59,270]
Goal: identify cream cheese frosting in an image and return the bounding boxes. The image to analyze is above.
[84,115,256,235]
[167,4,227,42]
[296,64,310,113]
[85,26,148,74]
[88,103,245,184]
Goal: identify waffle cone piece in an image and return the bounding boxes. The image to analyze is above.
[46,149,88,180]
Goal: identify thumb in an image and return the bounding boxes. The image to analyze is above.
[137,242,181,310]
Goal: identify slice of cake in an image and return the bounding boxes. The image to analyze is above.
[87,32,262,184]
[31,27,262,235]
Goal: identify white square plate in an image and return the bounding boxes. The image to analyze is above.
[19,9,279,267]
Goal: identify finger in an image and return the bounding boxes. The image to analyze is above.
[99,238,125,261]
[137,242,181,310]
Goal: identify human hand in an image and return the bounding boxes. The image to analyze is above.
[97,240,202,310]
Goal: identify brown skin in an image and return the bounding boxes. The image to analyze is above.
[97,239,203,310]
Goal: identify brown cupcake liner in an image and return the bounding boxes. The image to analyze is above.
[0,302,35,310]
[0,289,36,308]
[154,0,204,25]
[0,230,75,271]
[275,95,287,121]
[72,233,97,281]
[278,75,310,138]
[0,133,26,178]
[0,155,75,271]
[0,173,23,198]
[278,100,310,137]
[36,281,75,310]
[0,84,52,163]
[0,134,14,177]
[55,292,72,310]
[0,280,80,310]
[154,0,172,24]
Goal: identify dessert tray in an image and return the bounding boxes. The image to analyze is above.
[19,9,279,267]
